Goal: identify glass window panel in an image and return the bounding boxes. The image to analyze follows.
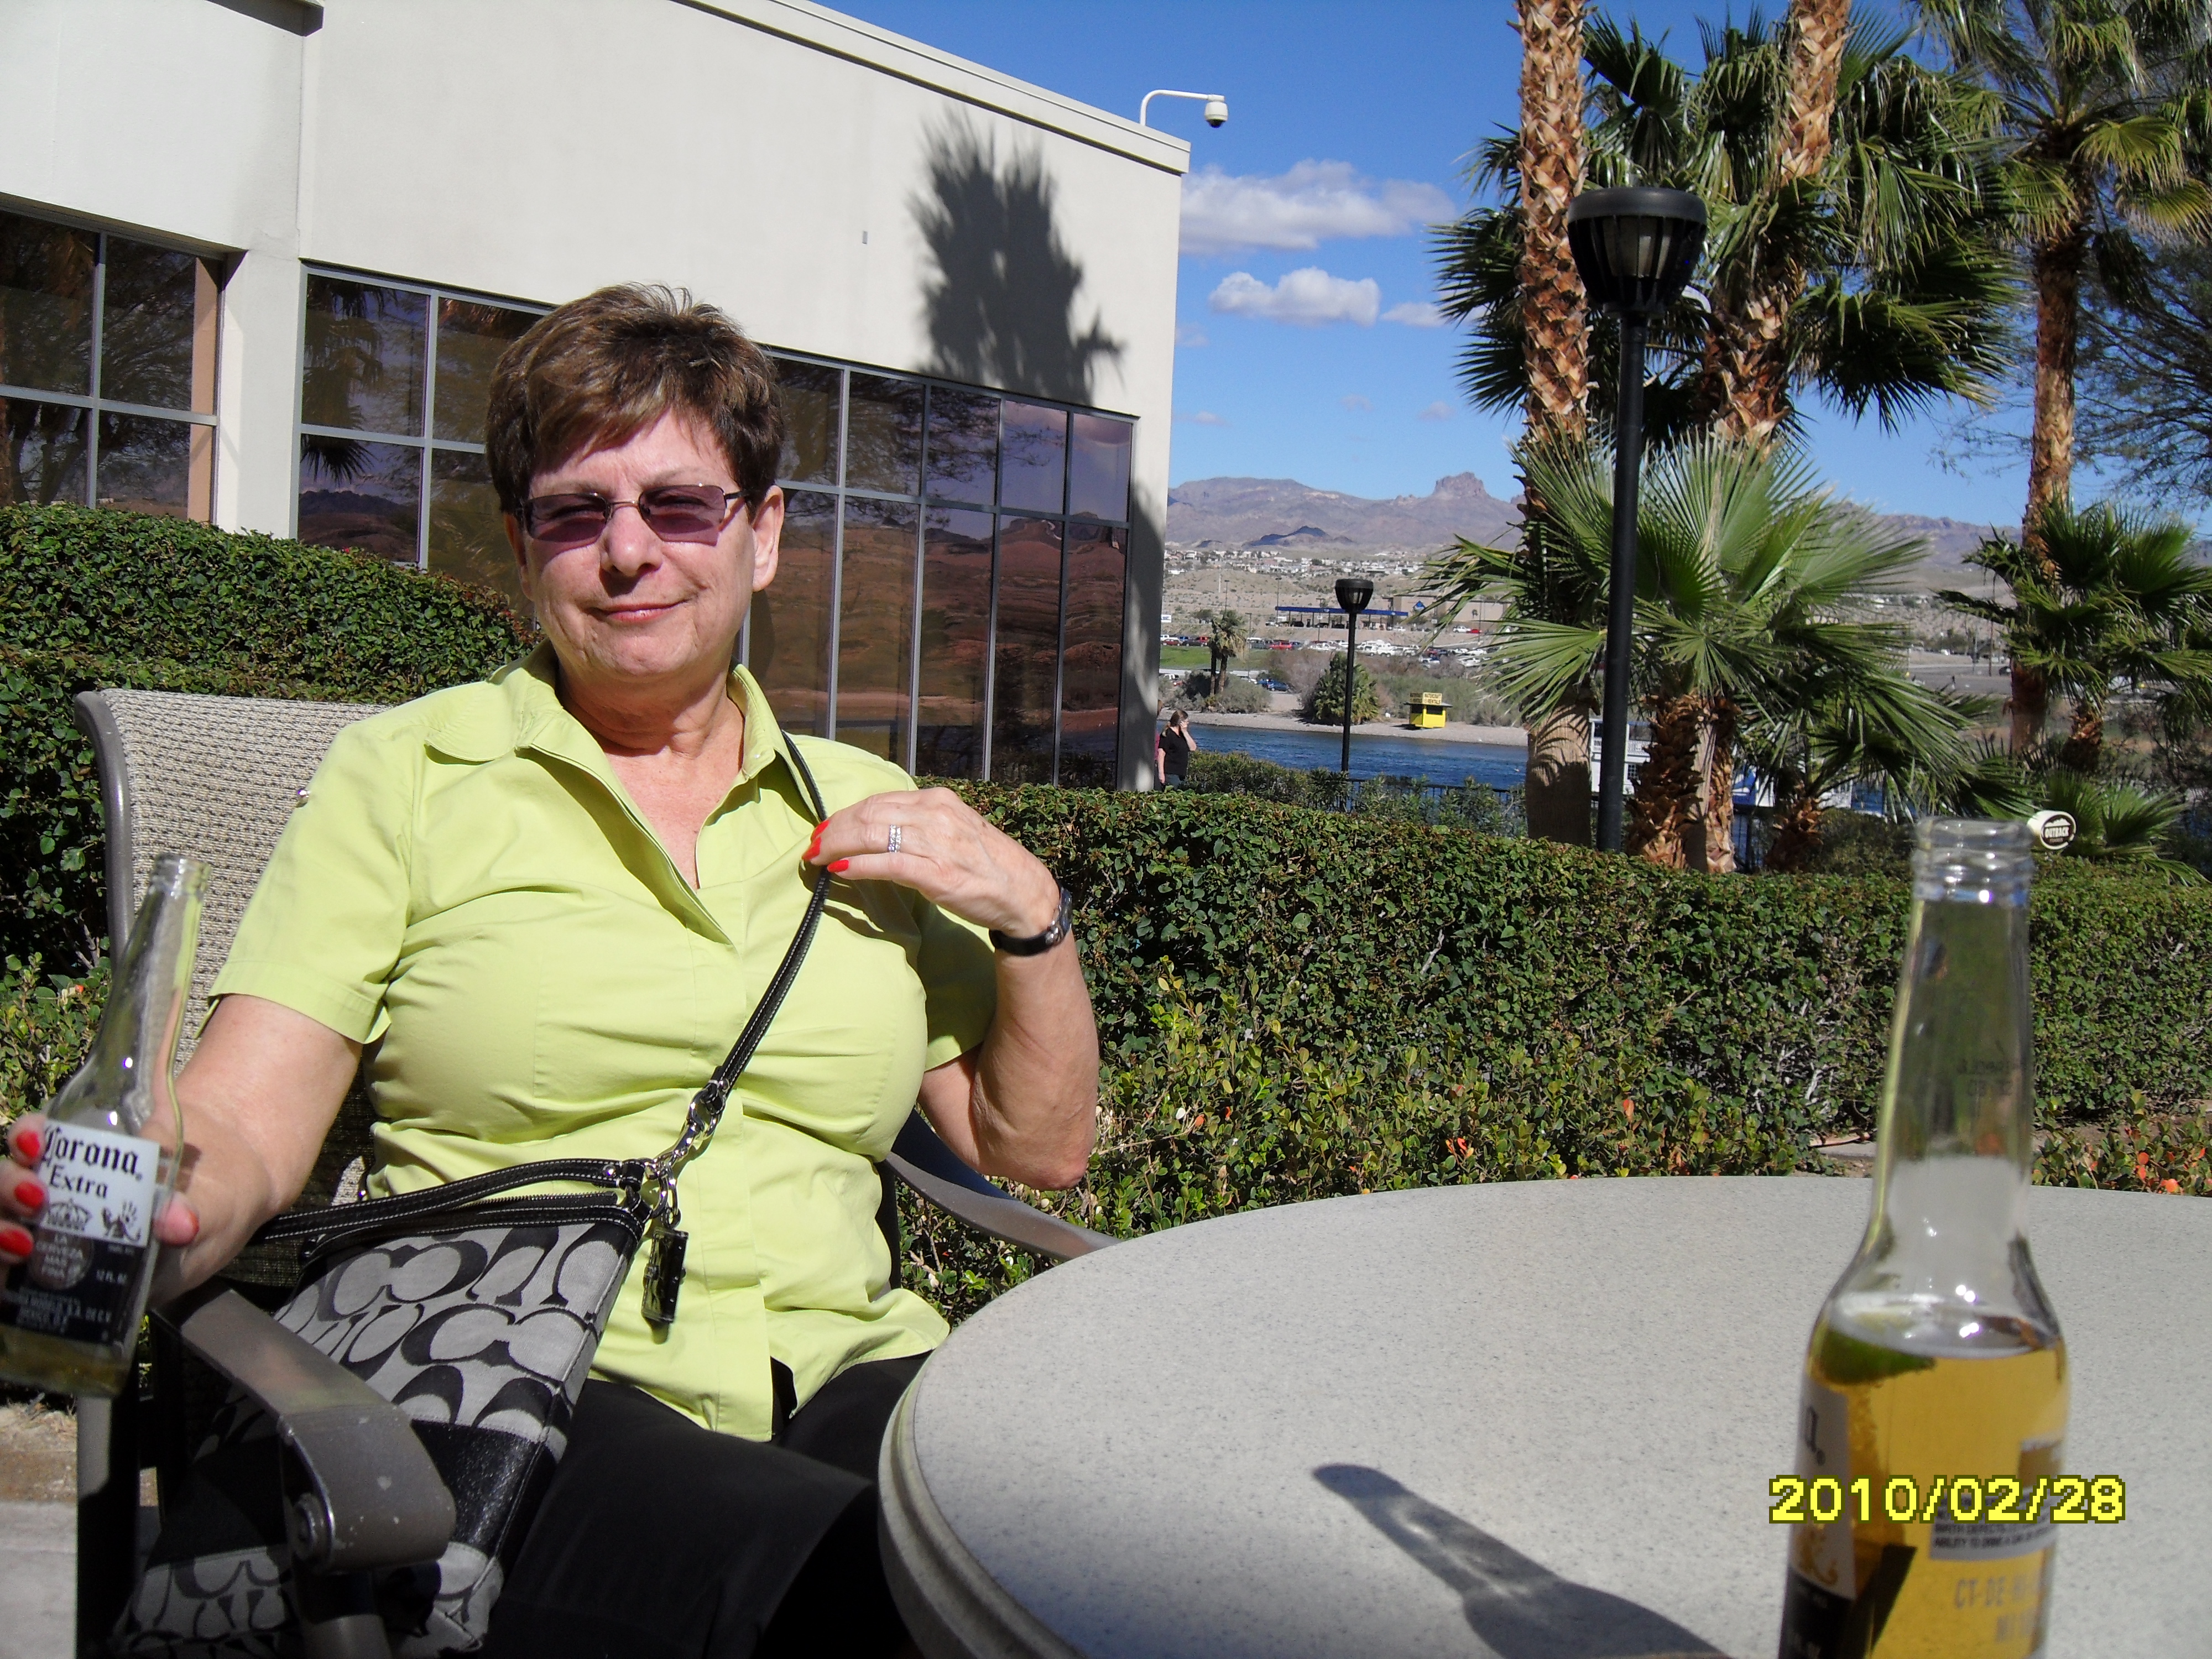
[750,488,836,737]
[298,435,422,565]
[429,448,524,608]
[434,300,539,443]
[774,358,840,484]
[999,401,1067,514]
[95,413,210,519]
[301,275,426,437]
[836,497,917,763]
[2,397,89,507]
[1068,414,1133,522]
[924,388,997,505]
[916,508,993,779]
[1057,524,1126,788]
[844,373,922,495]
[101,238,218,413]
[990,515,1062,783]
[0,213,96,395]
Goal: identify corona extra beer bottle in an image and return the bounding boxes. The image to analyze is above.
[1778,819,2067,1658]
[0,854,205,1396]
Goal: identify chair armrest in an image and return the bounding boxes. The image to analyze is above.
[886,1112,1117,1264]
[174,1291,455,1573]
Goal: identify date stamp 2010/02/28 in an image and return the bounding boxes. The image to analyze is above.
[1769,1474,2125,1525]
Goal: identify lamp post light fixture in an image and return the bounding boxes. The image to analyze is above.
[1140,90,1229,128]
[1564,185,1706,853]
[1334,576,1375,785]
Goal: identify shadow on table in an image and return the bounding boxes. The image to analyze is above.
[1313,1465,1722,1658]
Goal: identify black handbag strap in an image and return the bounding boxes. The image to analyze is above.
[255,734,836,1249]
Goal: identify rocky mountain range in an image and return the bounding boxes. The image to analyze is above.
[1166,473,2010,591]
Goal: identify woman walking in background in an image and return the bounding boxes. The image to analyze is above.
[1159,710,1196,785]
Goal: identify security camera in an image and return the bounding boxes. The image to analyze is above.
[1204,97,1228,127]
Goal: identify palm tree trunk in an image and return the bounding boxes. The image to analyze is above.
[1515,0,1590,442]
[2058,703,2103,775]
[1705,0,1852,446]
[1627,692,1703,868]
[2013,223,2086,751]
[1524,698,1593,844]
[1762,788,1824,872]
[1688,699,1740,874]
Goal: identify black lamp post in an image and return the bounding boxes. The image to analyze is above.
[1565,185,1706,853]
[1334,576,1374,782]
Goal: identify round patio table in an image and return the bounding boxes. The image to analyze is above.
[880,1177,2209,1659]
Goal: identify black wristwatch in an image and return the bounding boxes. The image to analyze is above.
[991,885,1074,956]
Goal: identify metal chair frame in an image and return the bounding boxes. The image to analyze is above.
[69,687,1112,1658]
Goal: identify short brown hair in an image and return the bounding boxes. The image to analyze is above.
[485,284,785,513]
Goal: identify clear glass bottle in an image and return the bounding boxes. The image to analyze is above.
[0,855,205,1396]
[1778,820,2067,1659]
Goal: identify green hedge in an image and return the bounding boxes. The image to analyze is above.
[0,504,531,966]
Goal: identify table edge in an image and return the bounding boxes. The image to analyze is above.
[880,1367,1088,1659]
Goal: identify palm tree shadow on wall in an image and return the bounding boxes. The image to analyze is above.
[912,121,1124,404]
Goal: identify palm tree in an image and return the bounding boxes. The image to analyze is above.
[1515,0,1594,442]
[1916,0,2212,737]
[1751,672,1979,868]
[1198,608,1248,696]
[1939,498,2212,768]
[1461,438,1954,872]
[2036,769,2204,877]
[1437,12,2013,447]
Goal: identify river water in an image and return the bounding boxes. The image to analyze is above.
[1187,723,1526,789]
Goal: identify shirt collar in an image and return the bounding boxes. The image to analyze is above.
[425,642,786,788]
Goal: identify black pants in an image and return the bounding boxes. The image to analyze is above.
[478,1354,926,1659]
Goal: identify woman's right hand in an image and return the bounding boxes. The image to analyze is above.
[1,1113,205,1265]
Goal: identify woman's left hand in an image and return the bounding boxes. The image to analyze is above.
[805,787,1061,937]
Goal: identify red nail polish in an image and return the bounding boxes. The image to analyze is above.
[0,1224,31,1258]
[14,1177,42,1212]
[828,858,851,874]
[805,831,822,860]
[10,1124,36,1163]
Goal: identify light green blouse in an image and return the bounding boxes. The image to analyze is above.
[213,646,994,1437]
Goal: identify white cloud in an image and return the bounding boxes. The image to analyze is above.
[1340,394,1373,412]
[1181,160,1456,255]
[1384,300,1447,328]
[1417,400,1456,422]
[1176,322,1209,348]
[1178,410,1231,427]
[1209,267,1381,327]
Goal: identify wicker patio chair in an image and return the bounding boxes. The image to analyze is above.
[70,686,1111,1659]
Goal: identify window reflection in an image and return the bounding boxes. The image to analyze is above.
[992,515,1063,783]
[1069,414,1132,521]
[999,402,1067,514]
[429,450,521,607]
[917,509,993,778]
[96,414,210,519]
[434,300,537,443]
[101,238,218,414]
[1058,525,1126,787]
[750,488,836,738]
[925,388,997,506]
[844,373,922,494]
[298,436,422,565]
[301,276,426,437]
[2,399,89,507]
[0,214,96,397]
[837,497,917,762]
[774,359,841,484]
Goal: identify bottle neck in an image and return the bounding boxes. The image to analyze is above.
[64,859,204,1133]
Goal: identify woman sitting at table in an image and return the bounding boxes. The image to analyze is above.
[1,284,1100,1658]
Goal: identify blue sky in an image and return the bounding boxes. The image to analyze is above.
[845,0,2045,528]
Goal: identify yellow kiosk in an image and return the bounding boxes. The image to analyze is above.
[1409,690,1450,729]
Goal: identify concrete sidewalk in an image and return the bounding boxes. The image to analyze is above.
[1,1500,71,1659]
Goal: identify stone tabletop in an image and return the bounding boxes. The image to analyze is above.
[881,1177,2210,1659]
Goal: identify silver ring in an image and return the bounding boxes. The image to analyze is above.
[886,823,904,855]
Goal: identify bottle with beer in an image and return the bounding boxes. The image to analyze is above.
[1,854,205,1397]
[1778,819,2067,1659]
